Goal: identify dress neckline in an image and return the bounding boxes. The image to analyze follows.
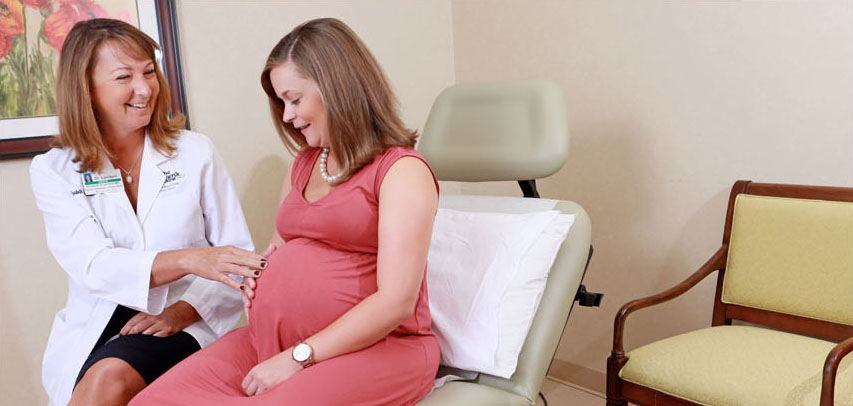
[299,148,337,205]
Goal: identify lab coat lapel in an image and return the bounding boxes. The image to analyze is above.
[135,135,171,225]
[98,159,137,221]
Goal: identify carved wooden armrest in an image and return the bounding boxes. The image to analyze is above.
[610,246,728,357]
[820,335,853,406]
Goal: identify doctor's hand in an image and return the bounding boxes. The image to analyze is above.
[178,246,267,291]
[242,348,302,396]
[242,231,282,317]
[241,276,257,320]
[152,247,266,290]
[120,300,200,337]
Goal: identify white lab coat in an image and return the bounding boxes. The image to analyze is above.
[30,131,253,406]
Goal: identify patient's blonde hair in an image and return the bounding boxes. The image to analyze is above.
[260,17,417,184]
[54,18,185,173]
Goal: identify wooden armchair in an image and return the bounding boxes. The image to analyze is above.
[607,180,853,406]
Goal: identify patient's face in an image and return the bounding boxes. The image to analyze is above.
[269,61,329,148]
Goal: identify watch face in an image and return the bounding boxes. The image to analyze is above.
[293,343,311,362]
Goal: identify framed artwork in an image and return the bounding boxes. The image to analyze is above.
[0,0,188,159]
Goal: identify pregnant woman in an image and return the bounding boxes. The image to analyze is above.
[131,17,440,405]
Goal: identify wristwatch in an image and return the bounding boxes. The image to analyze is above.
[292,341,315,368]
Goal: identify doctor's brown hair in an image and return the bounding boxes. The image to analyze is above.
[54,18,185,173]
[260,18,417,185]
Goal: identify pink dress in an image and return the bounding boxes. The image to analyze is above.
[131,146,440,405]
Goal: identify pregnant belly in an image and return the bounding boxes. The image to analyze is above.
[248,238,377,346]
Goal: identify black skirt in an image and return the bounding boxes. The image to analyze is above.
[74,305,201,386]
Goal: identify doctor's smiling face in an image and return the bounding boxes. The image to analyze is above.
[90,40,159,139]
[269,61,330,148]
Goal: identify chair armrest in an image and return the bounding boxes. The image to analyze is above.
[820,335,853,406]
[611,246,728,357]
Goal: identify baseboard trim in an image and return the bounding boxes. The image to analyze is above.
[547,359,606,397]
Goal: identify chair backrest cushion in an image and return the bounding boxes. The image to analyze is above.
[418,79,568,182]
[722,194,853,325]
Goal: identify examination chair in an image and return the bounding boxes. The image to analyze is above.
[415,79,600,406]
[607,180,853,406]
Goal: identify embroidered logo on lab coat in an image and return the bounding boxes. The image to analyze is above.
[161,170,185,193]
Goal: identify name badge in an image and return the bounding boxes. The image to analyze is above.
[81,170,124,196]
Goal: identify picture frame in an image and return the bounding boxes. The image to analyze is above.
[0,0,189,160]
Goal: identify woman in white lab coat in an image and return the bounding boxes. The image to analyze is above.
[29,19,266,406]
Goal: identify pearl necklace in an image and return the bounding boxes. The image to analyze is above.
[115,145,144,184]
[319,147,341,183]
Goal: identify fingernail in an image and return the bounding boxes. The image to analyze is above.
[260,260,268,269]
[240,285,245,290]
[254,270,261,276]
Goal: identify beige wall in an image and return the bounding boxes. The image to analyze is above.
[0,158,61,404]
[174,0,456,249]
[0,1,454,404]
[452,0,853,393]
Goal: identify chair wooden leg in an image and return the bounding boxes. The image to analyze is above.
[606,354,628,406]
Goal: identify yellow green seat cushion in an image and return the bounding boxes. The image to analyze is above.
[619,325,853,406]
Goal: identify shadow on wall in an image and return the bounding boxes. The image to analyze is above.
[239,154,290,251]
[542,113,652,366]
[539,108,735,389]
[625,185,730,348]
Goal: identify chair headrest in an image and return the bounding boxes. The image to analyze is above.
[418,79,569,182]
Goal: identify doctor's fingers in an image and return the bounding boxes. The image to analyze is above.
[200,263,256,288]
[242,276,257,298]
[192,247,264,275]
[242,291,252,312]
[210,271,243,291]
[151,329,171,338]
[213,245,267,269]
[242,278,256,311]
[143,321,176,337]
[221,263,261,280]
[218,246,267,270]
[119,312,146,335]
[122,315,157,336]
[245,276,257,289]
[215,265,262,290]
[241,287,256,302]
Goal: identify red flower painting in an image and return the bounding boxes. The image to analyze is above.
[0,0,136,119]
[22,0,52,8]
[44,0,110,51]
[0,0,24,59]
